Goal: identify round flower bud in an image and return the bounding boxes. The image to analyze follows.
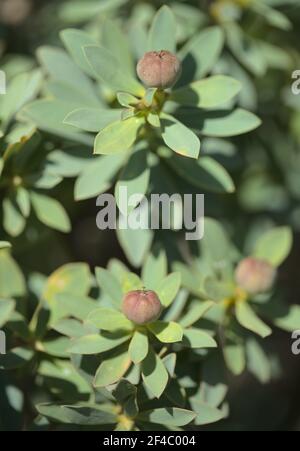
[122,290,162,325]
[136,50,181,89]
[235,257,276,295]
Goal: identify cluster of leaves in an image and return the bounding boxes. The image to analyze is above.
[0,0,300,432]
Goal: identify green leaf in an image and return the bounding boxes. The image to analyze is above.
[177,108,261,137]
[68,333,130,355]
[0,347,34,370]
[148,321,183,343]
[3,196,25,237]
[162,353,177,377]
[178,26,224,85]
[0,299,15,328]
[252,227,293,267]
[75,153,126,201]
[20,100,93,145]
[166,154,235,193]
[128,330,149,364]
[161,113,200,159]
[223,340,246,376]
[225,23,266,77]
[51,294,97,323]
[40,337,70,357]
[42,263,91,303]
[115,146,150,215]
[59,0,127,24]
[0,70,42,125]
[246,338,271,384]
[273,305,300,332]
[117,227,153,269]
[86,308,132,332]
[201,217,236,264]
[37,46,99,106]
[102,19,135,75]
[37,403,117,425]
[179,301,215,328]
[60,28,98,77]
[117,92,139,108]
[121,272,144,293]
[190,400,225,426]
[52,318,95,338]
[142,347,169,398]
[94,348,131,387]
[94,117,144,155]
[148,6,177,53]
[157,272,181,308]
[138,408,195,427]
[84,45,144,96]
[95,268,123,308]
[0,242,11,249]
[172,75,241,108]
[182,329,217,349]
[30,191,71,233]
[0,251,26,298]
[142,247,167,290]
[235,302,272,338]
[64,107,122,132]
[38,359,91,395]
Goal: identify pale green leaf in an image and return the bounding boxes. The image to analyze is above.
[172,75,241,108]
[30,191,71,233]
[148,6,177,53]
[235,301,272,338]
[129,330,149,364]
[94,117,144,155]
[157,272,181,307]
[148,321,183,343]
[252,227,293,267]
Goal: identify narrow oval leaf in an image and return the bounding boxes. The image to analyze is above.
[94,117,144,155]
[235,301,272,338]
[68,333,130,355]
[148,6,177,53]
[157,272,181,308]
[148,321,183,343]
[179,301,215,328]
[161,114,200,159]
[94,349,131,387]
[84,45,144,96]
[138,408,195,427]
[182,329,217,349]
[0,299,16,328]
[86,308,133,331]
[178,26,224,85]
[64,108,123,132]
[172,75,241,109]
[115,146,150,215]
[142,347,169,398]
[30,191,71,233]
[129,330,149,364]
[252,227,293,267]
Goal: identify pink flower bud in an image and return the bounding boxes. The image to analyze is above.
[136,50,181,89]
[122,290,162,325]
[235,257,276,295]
